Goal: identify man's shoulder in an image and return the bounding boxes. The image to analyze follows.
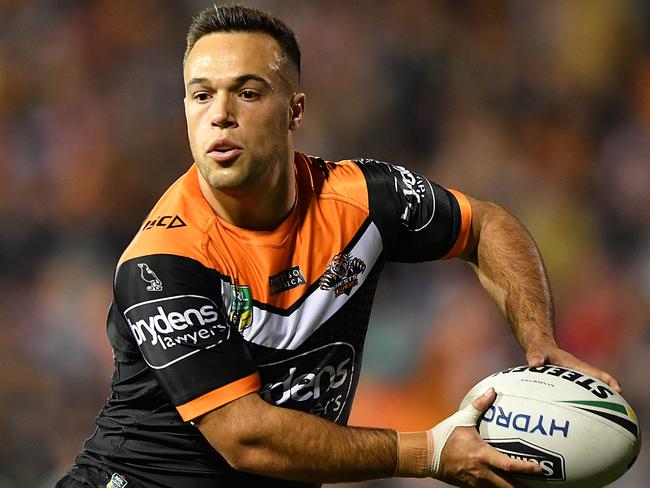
[300,152,365,179]
[118,165,215,269]
[298,152,370,212]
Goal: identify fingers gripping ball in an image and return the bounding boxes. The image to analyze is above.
[429,390,489,476]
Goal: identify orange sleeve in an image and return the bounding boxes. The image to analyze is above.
[176,372,261,422]
[441,189,473,260]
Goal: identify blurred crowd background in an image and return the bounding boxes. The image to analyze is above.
[0,0,648,487]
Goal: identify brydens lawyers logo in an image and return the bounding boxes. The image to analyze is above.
[320,252,366,297]
[124,295,229,370]
[138,263,163,292]
[486,439,566,481]
[259,342,355,422]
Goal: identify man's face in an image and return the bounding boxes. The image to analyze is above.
[183,32,302,194]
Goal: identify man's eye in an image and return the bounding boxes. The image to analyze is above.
[194,93,211,102]
[240,90,259,100]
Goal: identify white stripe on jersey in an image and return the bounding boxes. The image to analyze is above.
[241,222,383,350]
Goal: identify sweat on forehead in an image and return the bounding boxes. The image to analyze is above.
[184,32,299,91]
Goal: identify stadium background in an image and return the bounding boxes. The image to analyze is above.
[1,0,648,486]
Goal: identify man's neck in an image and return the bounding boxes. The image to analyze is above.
[198,154,297,231]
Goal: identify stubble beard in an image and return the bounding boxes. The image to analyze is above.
[198,143,290,199]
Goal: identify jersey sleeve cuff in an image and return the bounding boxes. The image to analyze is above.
[441,189,472,260]
[176,372,261,422]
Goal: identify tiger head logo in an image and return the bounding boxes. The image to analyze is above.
[319,252,366,297]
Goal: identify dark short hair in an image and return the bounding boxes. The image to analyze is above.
[184,4,301,79]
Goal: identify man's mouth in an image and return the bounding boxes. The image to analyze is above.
[207,140,243,162]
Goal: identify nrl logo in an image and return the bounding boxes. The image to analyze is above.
[229,284,253,332]
[319,252,366,297]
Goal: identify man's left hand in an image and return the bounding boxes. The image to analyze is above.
[526,344,622,393]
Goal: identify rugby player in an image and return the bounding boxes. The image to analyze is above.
[57,5,621,488]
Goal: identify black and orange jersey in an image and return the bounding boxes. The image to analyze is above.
[74,152,471,488]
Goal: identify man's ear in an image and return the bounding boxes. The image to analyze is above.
[288,93,305,130]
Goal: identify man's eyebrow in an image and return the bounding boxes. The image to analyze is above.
[234,74,273,88]
[185,75,273,90]
[186,77,211,90]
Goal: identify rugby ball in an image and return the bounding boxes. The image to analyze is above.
[460,365,641,487]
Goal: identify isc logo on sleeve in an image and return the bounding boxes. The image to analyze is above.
[124,295,229,369]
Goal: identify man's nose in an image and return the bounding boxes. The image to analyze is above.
[210,93,237,129]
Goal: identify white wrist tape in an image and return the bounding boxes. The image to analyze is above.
[428,402,483,476]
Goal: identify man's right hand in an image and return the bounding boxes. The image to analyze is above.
[434,388,542,487]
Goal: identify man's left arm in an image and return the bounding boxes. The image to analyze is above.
[457,196,621,393]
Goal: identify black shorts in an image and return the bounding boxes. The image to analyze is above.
[56,464,141,488]
[57,457,319,488]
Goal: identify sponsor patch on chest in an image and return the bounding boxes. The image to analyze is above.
[269,266,306,295]
[258,342,356,422]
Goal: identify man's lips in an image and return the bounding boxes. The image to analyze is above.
[207,147,243,162]
[206,139,243,162]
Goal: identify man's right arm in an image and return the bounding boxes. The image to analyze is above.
[197,392,397,483]
[196,388,542,487]
[114,248,540,486]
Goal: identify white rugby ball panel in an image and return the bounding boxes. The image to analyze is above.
[460,365,639,439]
[460,365,641,488]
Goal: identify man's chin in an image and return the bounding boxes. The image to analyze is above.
[197,161,242,186]
[203,172,251,195]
